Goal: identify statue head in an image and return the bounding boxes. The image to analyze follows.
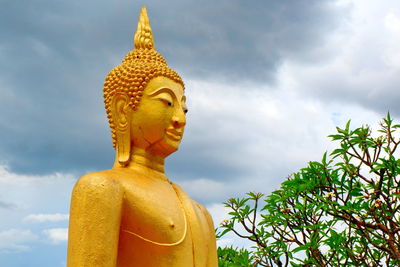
[103,7,187,166]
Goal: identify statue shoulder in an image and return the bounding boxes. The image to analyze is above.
[191,199,216,241]
[73,170,123,197]
[192,200,212,219]
[170,182,212,217]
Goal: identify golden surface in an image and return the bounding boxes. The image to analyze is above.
[66,7,218,267]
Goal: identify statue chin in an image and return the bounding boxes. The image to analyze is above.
[135,139,180,159]
[150,140,180,158]
[66,6,218,267]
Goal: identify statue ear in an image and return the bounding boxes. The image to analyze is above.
[111,93,131,167]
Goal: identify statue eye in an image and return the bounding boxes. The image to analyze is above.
[184,109,188,114]
[167,101,173,107]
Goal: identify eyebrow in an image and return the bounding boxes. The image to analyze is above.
[148,87,174,97]
[148,87,186,102]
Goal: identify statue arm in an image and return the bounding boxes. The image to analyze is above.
[204,209,218,267]
[67,173,123,267]
[196,203,218,267]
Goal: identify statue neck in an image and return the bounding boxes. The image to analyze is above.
[113,147,166,174]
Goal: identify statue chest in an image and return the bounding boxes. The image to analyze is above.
[119,178,189,246]
[116,176,212,266]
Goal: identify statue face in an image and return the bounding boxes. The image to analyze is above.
[130,76,187,157]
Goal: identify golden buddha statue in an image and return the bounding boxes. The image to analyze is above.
[67,7,218,267]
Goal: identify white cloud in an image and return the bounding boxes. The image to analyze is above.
[206,203,231,227]
[217,238,235,248]
[0,164,75,247]
[385,13,400,32]
[273,0,400,115]
[383,12,400,68]
[181,76,384,206]
[0,229,38,253]
[186,78,336,169]
[0,165,75,185]
[23,213,69,223]
[180,179,228,203]
[43,228,68,244]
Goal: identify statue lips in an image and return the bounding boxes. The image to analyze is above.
[165,129,183,141]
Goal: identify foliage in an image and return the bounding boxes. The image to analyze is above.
[217,246,255,267]
[217,114,400,266]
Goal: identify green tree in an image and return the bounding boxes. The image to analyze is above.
[217,246,255,267]
[217,114,400,266]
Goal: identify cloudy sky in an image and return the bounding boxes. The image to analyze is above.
[1,0,400,265]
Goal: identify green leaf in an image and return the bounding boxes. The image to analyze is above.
[345,120,351,132]
[292,244,310,253]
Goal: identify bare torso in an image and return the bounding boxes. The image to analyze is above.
[84,167,215,267]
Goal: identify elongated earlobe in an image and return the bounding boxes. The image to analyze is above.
[116,128,130,166]
[112,94,131,167]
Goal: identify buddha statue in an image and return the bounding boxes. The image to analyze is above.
[67,7,218,267]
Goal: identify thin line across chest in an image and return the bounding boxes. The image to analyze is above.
[120,183,187,244]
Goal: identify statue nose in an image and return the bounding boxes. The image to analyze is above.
[172,113,186,128]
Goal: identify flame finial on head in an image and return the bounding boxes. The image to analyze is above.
[134,7,154,50]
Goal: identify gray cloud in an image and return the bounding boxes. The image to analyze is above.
[308,73,400,117]
[2,1,400,265]
[153,0,346,82]
[277,1,400,117]
[0,200,16,210]
[0,0,346,176]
